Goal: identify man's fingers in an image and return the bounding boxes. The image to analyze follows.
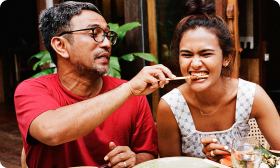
[106,146,136,167]
[109,141,117,151]
[104,142,118,161]
[105,146,129,161]
[152,64,176,79]
[127,64,175,96]
[112,157,136,168]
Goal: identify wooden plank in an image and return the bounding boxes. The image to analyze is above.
[36,0,46,52]
[239,58,259,84]
[227,0,241,78]
[0,60,4,103]
[255,0,266,88]
[215,0,227,21]
[103,0,111,22]
[147,0,159,121]
[122,0,145,80]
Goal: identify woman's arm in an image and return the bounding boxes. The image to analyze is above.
[157,99,182,157]
[251,85,280,149]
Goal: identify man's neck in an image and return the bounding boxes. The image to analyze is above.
[58,71,103,98]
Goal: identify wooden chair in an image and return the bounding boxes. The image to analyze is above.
[247,118,270,149]
[21,147,28,168]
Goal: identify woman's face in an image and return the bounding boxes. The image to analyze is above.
[179,27,228,92]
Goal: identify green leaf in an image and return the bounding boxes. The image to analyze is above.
[109,56,121,71]
[29,68,55,78]
[116,22,141,38]
[106,68,121,79]
[32,55,53,71]
[28,51,51,64]
[111,22,141,53]
[120,53,135,62]
[132,53,159,64]
[108,23,119,32]
[106,56,121,78]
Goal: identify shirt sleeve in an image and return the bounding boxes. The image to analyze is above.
[14,79,61,145]
[130,96,158,156]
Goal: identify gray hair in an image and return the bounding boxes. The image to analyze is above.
[39,1,102,65]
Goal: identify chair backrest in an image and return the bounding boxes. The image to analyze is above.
[21,147,28,168]
[247,118,270,149]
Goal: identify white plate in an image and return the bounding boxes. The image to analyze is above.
[134,157,218,168]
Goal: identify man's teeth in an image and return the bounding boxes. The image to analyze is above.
[98,56,108,59]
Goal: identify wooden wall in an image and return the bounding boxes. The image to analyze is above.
[0,60,4,102]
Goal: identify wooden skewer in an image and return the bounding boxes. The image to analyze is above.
[165,75,209,81]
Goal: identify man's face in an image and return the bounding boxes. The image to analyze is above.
[66,10,112,76]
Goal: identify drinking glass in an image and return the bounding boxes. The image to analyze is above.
[231,137,262,168]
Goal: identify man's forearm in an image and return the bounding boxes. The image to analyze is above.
[30,83,133,146]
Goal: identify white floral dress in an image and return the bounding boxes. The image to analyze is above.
[161,79,256,158]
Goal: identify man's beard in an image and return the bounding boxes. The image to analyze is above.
[74,61,109,76]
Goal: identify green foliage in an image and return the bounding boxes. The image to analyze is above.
[28,50,53,71]
[29,22,158,78]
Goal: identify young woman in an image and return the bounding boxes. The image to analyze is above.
[157,0,280,163]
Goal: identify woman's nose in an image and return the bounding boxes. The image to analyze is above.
[191,55,202,68]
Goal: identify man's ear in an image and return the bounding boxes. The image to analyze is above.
[51,37,70,58]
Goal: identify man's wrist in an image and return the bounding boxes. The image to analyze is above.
[119,82,134,98]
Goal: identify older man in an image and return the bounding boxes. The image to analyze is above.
[14,1,175,168]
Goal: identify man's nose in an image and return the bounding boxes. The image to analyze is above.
[100,36,112,49]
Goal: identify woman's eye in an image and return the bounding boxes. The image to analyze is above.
[201,53,212,56]
[181,54,192,57]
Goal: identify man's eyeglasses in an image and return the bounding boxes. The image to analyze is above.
[58,27,118,45]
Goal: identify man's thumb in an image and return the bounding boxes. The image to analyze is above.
[109,141,117,151]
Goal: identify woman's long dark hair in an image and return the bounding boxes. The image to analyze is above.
[171,0,235,77]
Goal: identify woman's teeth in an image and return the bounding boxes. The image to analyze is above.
[190,72,208,76]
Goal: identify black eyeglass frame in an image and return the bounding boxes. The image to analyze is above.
[58,27,118,45]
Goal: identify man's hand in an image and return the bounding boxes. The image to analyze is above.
[126,64,176,96]
[201,136,231,162]
[104,142,136,168]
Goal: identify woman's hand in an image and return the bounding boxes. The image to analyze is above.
[201,136,231,162]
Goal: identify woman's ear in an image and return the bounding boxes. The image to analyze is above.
[223,55,232,67]
[51,37,70,59]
